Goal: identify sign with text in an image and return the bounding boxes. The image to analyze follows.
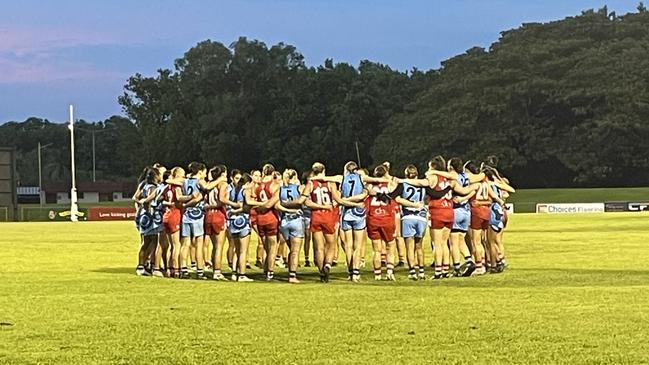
[536,203,605,214]
[89,207,136,221]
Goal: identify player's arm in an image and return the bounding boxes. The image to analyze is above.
[361,176,392,184]
[397,178,430,187]
[244,187,265,207]
[310,175,343,184]
[137,186,157,204]
[492,179,515,193]
[218,183,241,208]
[467,172,486,183]
[275,200,298,213]
[451,181,479,196]
[487,184,505,205]
[183,191,203,208]
[395,196,424,209]
[261,184,281,209]
[332,184,364,208]
[453,190,476,204]
[431,170,457,180]
[346,188,369,202]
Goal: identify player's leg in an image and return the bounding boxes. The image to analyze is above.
[322,232,337,283]
[351,225,365,282]
[312,230,325,280]
[263,233,278,280]
[340,224,354,279]
[211,230,228,280]
[287,222,304,283]
[236,233,253,282]
[303,218,312,267]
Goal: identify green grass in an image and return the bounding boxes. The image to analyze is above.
[508,187,649,212]
[1,214,649,364]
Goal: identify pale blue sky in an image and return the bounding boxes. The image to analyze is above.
[0,0,639,122]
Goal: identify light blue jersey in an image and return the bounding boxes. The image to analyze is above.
[453,172,471,211]
[227,186,251,237]
[182,178,205,222]
[489,184,506,232]
[341,173,366,229]
[400,182,427,221]
[279,184,302,220]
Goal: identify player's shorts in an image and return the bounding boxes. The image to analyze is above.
[430,208,454,230]
[257,221,279,237]
[280,217,305,239]
[310,213,337,235]
[452,208,470,232]
[163,208,181,233]
[204,220,226,236]
[470,206,490,230]
[138,212,159,236]
[228,214,251,238]
[181,219,204,238]
[401,218,427,238]
[367,221,395,242]
[340,207,367,231]
[490,203,506,233]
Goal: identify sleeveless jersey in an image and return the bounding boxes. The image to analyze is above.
[310,180,335,221]
[366,182,396,225]
[279,183,302,220]
[255,180,278,225]
[341,173,366,221]
[429,174,453,210]
[453,172,471,211]
[400,182,427,221]
[227,185,250,231]
[182,177,205,221]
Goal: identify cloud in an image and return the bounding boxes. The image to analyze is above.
[0,26,129,84]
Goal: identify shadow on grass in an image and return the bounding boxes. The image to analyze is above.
[91,266,649,288]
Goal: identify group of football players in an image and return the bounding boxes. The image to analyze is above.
[132,156,515,283]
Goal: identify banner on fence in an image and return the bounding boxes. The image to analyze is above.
[88,207,136,221]
[536,203,605,214]
[604,201,649,212]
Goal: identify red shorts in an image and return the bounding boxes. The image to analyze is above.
[257,221,279,237]
[205,210,226,236]
[430,208,454,230]
[310,211,337,235]
[250,210,258,226]
[470,206,490,230]
[367,221,395,242]
[163,208,181,233]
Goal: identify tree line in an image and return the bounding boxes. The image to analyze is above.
[3,5,649,188]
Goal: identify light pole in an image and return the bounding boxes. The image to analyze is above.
[37,142,53,207]
[76,125,113,182]
[68,105,79,222]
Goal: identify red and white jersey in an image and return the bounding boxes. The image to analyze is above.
[255,180,278,224]
[310,180,333,209]
[366,182,396,225]
[163,184,180,208]
[470,179,492,207]
[429,174,453,210]
[205,183,226,214]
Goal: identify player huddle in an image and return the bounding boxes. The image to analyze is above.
[132,156,515,283]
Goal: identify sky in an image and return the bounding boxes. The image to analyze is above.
[0,0,640,123]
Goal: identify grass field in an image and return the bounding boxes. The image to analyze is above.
[1,213,648,364]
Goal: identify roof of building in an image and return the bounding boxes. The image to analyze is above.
[42,181,135,194]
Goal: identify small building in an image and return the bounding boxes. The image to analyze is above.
[41,181,135,205]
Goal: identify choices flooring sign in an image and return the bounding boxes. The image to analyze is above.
[536,203,605,214]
